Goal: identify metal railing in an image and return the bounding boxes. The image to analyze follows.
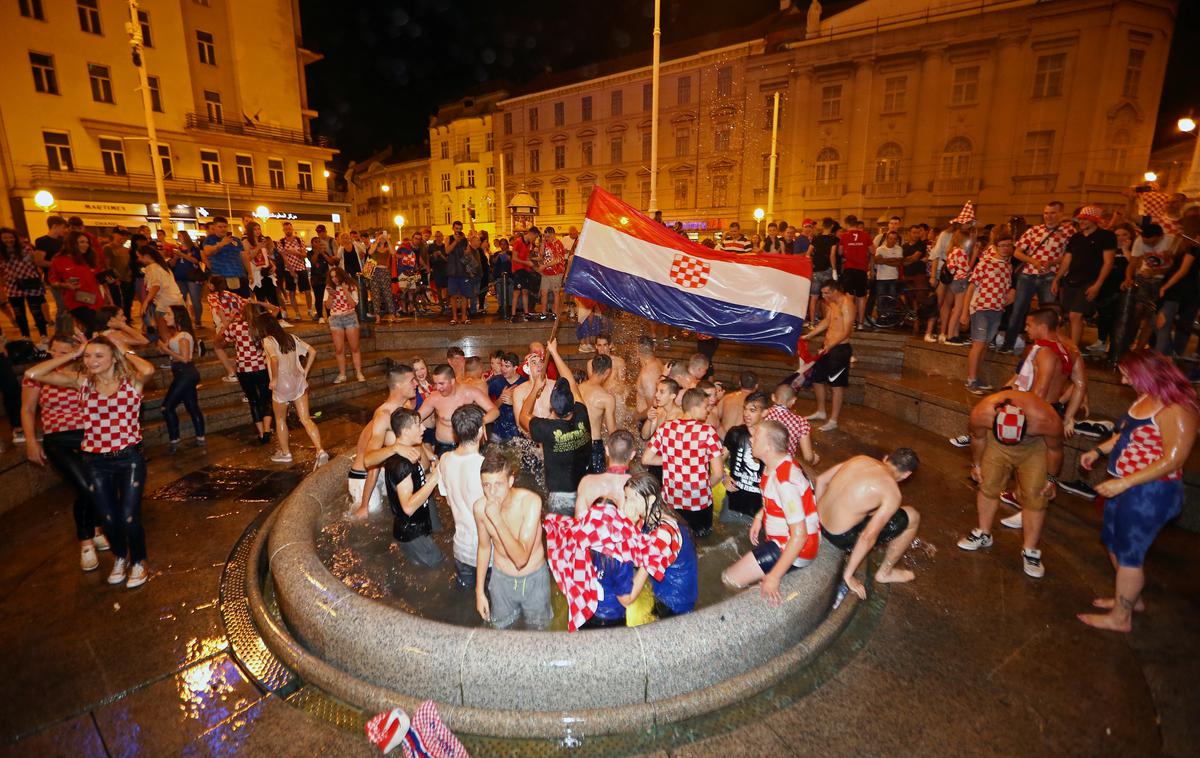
[184,113,330,147]
[27,165,345,205]
[865,180,906,197]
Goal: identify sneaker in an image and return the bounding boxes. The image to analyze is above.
[948,434,971,448]
[1013,336,1026,352]
[126,562,148,589]
[964,379,991,395]
[957,529,993,551]
[356,372,366,382]
[318,317,326,324]
[947,336,971,346]
[333,374,347,384]
[108,558,128,585]
[923,334,938,343]
[222,374,239,383]
[995,345,1015,355]
[819,420,839,432]
[1021,548,1045,578]
[805,410,827,421]
[270,450,294,463]
[195,437,207,448]
[999,490,1020,508]
[92,533,110,551]
[1001,512,1023,529]
[937,335,947,344]
[279,319,294,328]
[315,450,330,467]
[12,429,25,444]
[578,343,596,353]
[168,440,180,453]
[1084,341,1106,353]
[81,544,99,572]
[1058,479,1098,499]
[1073,420,1114,439]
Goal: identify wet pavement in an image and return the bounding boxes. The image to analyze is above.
[1,385,1198,756]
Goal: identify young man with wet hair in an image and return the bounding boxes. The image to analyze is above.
[635,336,665,415]
[574,429,638,518]
[378,408,444,567]
[722,390,770,524]
[486,351,526,442]
[349,363,418,519]
[419,363,498,457]
[439,403,486,589]
[587,333,626,394]
[580,354,617,473]
[520,338,591,515]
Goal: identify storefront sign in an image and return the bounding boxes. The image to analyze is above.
[56,200,149,216]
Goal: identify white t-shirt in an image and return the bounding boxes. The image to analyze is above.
[436,448,484,565]
[1132,235,1175,270]
[874,244,903,281]
[144,264,184,309]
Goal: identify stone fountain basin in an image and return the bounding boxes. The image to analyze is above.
[260,457,851,737]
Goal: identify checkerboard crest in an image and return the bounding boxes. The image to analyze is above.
[669,253,711,289]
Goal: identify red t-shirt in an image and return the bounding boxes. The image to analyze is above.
[512,238,533,271]
[49,255,102,311]
[838,229,872,271]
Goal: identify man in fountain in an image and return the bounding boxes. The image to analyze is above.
[718,371,758,437]
[446,346,466,379]
[574,430,638,518]
[438,404,486,590]
[474,449,552,630]
[520,339,591,515]
[376,409,444,567]
[419,363,498,458]
[510,351,553,429]
[721,391,770,525]
[722,420,820,605]
[764,383,819,465]
[814,448,921,600]
[643,387,725,537]
[348,362,419,519]
[486,351,526,442]
[804,280,855,432]
[460,355,488,393]
[635,336,664,415]
[588,333,626,395]
[580,354,617,473]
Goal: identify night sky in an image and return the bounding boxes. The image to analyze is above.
[300,0,1200,166]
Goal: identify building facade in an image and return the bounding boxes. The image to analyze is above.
[345,150,432,236]
[427,92,504,238]
[0,0,342,240]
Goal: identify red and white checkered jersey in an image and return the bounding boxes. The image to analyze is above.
[22,376,86,434]
[207,290,246,329]
[946,247,971,281]
[968,249,1013,312]
[225,319,266,373]
[544,500,641,631]
[326,286,355,315]
[1016,224,1074,275]
[1,246,43,297]
[763,405,811,459]
[1110,416,1183,482]
[648,418,723,510]
[760,459,819,564]
[641,520,684,581]
[276,236,308,272]
[80,379,142,453]
[541,239,567,276]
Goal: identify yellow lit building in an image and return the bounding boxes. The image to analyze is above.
[0,0,343,240]
[427,92,505,238]
[344,149,431,236]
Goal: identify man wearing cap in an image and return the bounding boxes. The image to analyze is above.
[998,201,1074,353]
[1052,206,1116,348]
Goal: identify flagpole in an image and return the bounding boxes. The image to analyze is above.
[766,92,780,221]
[647,0,661,216]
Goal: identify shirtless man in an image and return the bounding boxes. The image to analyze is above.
[579,354,617,473]
[349,363,418,519]
[574,430,637,518]
[460,355,488,393]
[635,336,665,415]
[718,371,759,437]
[474,449,552,630]
[640,377,682,442]
[804,280,855,432]
[419,364,498,457]
[815,449,921,599]
[587,334,627,395]
[446,346,466,379]
[956,389,1064,579]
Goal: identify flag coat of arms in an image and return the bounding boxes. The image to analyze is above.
[565,188,811,354]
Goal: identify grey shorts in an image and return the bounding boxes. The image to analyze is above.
[539,273,563,297]
[489,563,553,630]
[811,269,834,291]
[970,310,1003,344]
[328,311,358,330]
[398,535,444,567]
[547,491,575,516]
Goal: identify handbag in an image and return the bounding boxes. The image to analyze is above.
[362,259,378,278]
[75,290,97,305]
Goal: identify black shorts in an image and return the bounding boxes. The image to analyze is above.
[288,270,310,292]
[590,439,606,474]
[821,509,909,552]
[675,506,712,537]
[842,268,869,297]
[1059,283,1097,317]
[513,268,535,291]
[810,343,852,387]
[726,488,762,518]
[752,540,803,574]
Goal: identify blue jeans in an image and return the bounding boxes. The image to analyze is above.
[179,280,204,327]
[1154,299,1199,356]
[1002,272,1056,349]
[162,362,205,441]
[84,446,148,563]
[495,274,513,316]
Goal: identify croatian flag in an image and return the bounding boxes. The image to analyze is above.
[566,188,811,354]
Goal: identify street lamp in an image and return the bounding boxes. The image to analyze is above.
[254,205,270,222]
[323,169,331,178]
[1144,171,1158,183]
[34,190,55,211]
[394,214,405,241]
[381,184,390,193]
[1179,116,1196,134]
[753,207,765,236]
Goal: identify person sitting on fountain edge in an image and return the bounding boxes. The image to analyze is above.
[363,409,444,567]
[643,388,725,537]
[519,338,591,516]
[722,420,820,605]
[473,449,552,630]
[618,473,699,619]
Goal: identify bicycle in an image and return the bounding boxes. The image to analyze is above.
[873,284,936,334]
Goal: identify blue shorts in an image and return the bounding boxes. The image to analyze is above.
[447,276,472,297]
[1101,478,1183,567]
[328,311,358,330]
[751,540,807,574]
[950,279,969,295]
[970,310,1003,344]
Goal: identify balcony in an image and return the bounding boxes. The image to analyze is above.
[931,177,979,195]
[865,181,906,198]
[453,152,480,164]
[184,113,331,147]
[28,165,345,206]
[751,186,784,202]
[804,182,843,201]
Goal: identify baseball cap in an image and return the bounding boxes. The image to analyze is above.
[315,224,327,232]
[1075,205,1104,222]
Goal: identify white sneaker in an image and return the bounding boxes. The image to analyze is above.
[315,450,329,467]
[108,557,128,584]
[270,450,294,463]
[333,374,347,384]
[948,434,971,448]
[318,317,326,324]
[819,420,839,432]
[806,410,827,421]
[923,334,938,343]
[1022,549,1045,578]
[126,562,148,588]
[222,375,239,383]
[1001,512,1023,529]
[81,544,99,572]
[279,320,294,328]
[92,533,110,551]
[957,529,993,551]
[356,372,366,382]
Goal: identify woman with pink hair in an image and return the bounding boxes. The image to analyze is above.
[1077,349,1197,632]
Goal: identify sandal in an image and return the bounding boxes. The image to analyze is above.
[450,319,458,325]
[464,319,472,325]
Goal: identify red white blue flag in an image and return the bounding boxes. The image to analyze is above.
[565,188,811,354]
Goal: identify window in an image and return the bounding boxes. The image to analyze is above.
[147,75,163,112]
[196,31,215,65]
[554,101,565,127]
[677,76,691,105]
[486,166,494,187]
[714,125,732,153]
[582,96,592,122]
[138,10,153,47]
[642,132,652,162]
[200,149,221,183]
[203,90,222,123]
[610,137,623,163]
[673,179,689,208]
[717,67,733,98]
[820,85,842,119]
[874,143,902,183]
[503,112,513,135]
[19,0,44,20]
[440,141,449,159]
[581,141,593,167]
[268,158,285,189]
[760,155,775,188]
[940,137,973,178]
[155,144,173,179]
[29,52,57,95]
[298,162,313,191]
[882,76,907,112]
[443,207,452,224]
[530,191,540,207]
[555,188,566,215]
[951,66,979,105]
[1122,49,1145,100]
[486,132,493,152]
[99,138,126,176]
[503,152,514,175]
[674,127,690,157]
[529,149,540,172]
[88,64,113,103]
[43,131,73,171]
[529,107,539,130]
[640,181,650,209]
[580,184,593,208]
[1109,129,1131,171]
[423,176,429,193]
[554,144,566,170]
[643,83,653,111]
[77,0,100,34]
[464,136,471,156]
[712,174,729,206]
[762,95,781,129]
[235,155,254,186]
[441,172,450,191]
[1021,130,1055,174]
[814,147,839,183]
[1033,53,1065,98]
[466,169,475,188]
[423,205,431,225]
[611,90,623,117]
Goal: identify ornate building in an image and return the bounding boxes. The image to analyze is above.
[345,149,431,237]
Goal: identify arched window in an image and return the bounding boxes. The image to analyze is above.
[1110,129,1130,171]
[940,137,973,178]
[874,143,902,183]
[815,147,839,183]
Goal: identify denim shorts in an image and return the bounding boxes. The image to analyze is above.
[447,276,472,297]
[811,269,834,291]
[328,311,358,330]
[950,278,969,295]
[970,310,1002,343]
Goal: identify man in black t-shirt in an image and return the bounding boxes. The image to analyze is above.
[809,218,840,321]
[1053,205,1115,346]
[519,338,591,515]
[34,215,67,318]
[720,391,769,524]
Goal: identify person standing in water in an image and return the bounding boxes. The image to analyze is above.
[254,314,326,468]
[618,473,699,619]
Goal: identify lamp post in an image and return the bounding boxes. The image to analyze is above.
[753,207,765,236]
[766,92,780,220]
[127,0,172,237]
[647,0,661,215]
[1144,171,1158,183]
[394,214,405,243]
[1177,116,1200,196]
[34,190,55,212]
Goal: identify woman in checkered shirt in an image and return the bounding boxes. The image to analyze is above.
[0,228,49,345]
[25,334,156,589]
